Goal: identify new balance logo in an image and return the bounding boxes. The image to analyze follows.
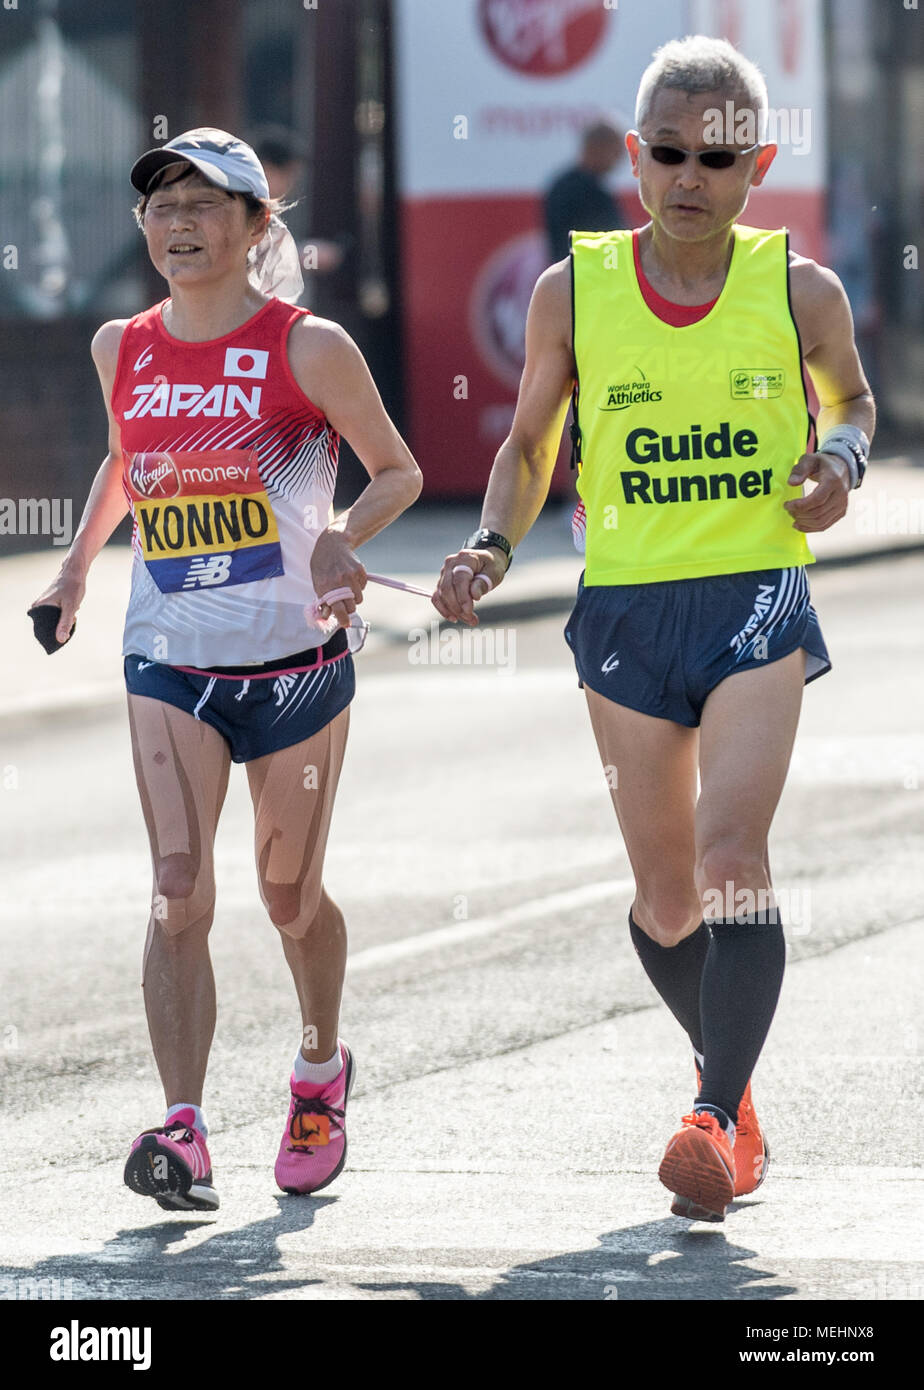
[601,651,620,674]
[182,555,232,588]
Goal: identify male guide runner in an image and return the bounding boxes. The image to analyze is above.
[30,129,422,1211]
[434,38,874,1222]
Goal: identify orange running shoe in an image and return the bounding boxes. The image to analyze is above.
[695,1064,770,1197]
[659,1110,735,1222]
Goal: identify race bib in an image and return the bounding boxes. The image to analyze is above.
[124,448,284,594]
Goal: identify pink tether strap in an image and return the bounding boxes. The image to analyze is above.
[311,572,429,617]
[312,570,491,619]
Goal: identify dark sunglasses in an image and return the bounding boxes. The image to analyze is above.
[633,132,759,170]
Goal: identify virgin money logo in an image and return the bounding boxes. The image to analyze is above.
[478,0,609,77]
[127,452,181,499]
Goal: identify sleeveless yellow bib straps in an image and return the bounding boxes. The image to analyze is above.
[571,225,814,585]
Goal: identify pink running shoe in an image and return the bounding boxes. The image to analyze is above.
[275,1042,355,1195]
[124,1108,218,1212]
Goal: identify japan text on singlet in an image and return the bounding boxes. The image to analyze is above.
[571,224,814,585]
[110,296,339,666]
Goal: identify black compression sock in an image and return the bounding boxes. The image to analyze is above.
[628,909,709,1056]
[697,909,786,1125]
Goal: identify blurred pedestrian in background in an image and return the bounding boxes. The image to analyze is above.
[250,124,349,298]
[543,120,629,264]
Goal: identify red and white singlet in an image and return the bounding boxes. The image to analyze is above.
[111,296,339,667]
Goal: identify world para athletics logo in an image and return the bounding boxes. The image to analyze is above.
[598,368,663,411]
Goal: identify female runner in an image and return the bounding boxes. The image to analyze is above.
[30,128,422,1210]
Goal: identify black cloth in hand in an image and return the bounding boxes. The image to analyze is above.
[27,604,76,654]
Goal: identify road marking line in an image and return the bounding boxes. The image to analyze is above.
[347,877,636,974]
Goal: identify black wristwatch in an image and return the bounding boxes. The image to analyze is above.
[464,528,513,570]
[847,443,867,489]
[821,436,868,490]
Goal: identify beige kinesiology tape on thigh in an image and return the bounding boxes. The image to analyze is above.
[127,697,229,976]
[250,711,349,938]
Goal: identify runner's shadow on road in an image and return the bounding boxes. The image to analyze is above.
[358,1213,797,1301]
[2,1195,339,1301]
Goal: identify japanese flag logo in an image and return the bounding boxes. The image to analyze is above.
[224,347,268,378]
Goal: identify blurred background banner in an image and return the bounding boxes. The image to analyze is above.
[0,0,919,547]
[393,0,827,499]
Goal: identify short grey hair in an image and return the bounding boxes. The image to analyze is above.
[635,35,769,140]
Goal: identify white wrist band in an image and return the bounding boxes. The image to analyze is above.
[818,426,869,491]
[818,424,870,455]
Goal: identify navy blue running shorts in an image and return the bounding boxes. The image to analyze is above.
[564,565,830,727]
[124,629,355,763]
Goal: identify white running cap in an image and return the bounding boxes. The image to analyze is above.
[131,128,270,199]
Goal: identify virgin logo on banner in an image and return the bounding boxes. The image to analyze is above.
[478,0,611,77]
[469,232,550,389]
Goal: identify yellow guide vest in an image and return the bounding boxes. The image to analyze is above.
[571,224,814,585]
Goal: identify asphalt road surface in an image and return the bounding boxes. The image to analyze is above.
[1,551,922,1302]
